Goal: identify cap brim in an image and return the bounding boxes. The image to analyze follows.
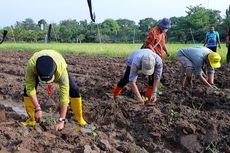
[142,67,154,75]
[210,62,221,69]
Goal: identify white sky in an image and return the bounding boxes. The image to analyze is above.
[0,0,229,28]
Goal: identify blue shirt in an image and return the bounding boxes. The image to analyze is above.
[205,31,219,47]
[176,47,214,75]
[127,49,163,82]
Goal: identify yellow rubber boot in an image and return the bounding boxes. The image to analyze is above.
[70,97,87,126]
[21,97,36,126]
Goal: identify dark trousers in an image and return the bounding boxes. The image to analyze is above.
[227,46,230,64]
[207,46,217,52]
[24,74,80,98]
[117,66,154,88]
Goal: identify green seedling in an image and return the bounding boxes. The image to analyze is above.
[206,143,219,153]
[192,101,203,110]
[45,108,58,125]
[90,125,98,143]
[47,107,53,113]
[157,83,163,96]
[44,114,58,126]
[142,96,147,101]
[157,91,163,96]
[91,126,97,138]
[169,109,180,118]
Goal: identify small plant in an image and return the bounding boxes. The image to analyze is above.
[44,113,58,126]
[45,108,58,125]
[157,83,163,96]
[169,109,180,118]
[206,143,219,153]
[191,101,203,110]
[90,125,98,143]
[91,126,97,138]
[142,96,147,101]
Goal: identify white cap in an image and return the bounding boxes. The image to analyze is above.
[141,55,155,75]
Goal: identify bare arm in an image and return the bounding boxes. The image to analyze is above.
[59,105,67,119]
[199,75,213,88]
[129,81,143,103]
[152,79,160,94]
[204,34,207,46]
[30,94,42,122]
[217,34,221,48]
[30,94,40,109]
[162,44,170,56]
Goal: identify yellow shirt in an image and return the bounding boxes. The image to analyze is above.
[25,50,69,106]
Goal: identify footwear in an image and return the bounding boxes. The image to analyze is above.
[112,86,122,97]
[70,97,87,126]
[21,97,36,126]
[145,86,153,101]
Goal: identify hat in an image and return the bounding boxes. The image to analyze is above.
[158,18,171,29]
[36,56,56,84]
[208,52,221,68]
[141,55,155,75]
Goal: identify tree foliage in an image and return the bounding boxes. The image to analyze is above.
[2,5,229,43]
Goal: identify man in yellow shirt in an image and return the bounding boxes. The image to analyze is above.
[22,50,87,130]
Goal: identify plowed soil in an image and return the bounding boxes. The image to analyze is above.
[0,51,229,153]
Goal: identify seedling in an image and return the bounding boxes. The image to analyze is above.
[206,142,219,153]
[91,126,97,138]
[191,101,203,110]
[142,96,147,101]
[157,83,163,96]
[90,125,98,143]
[169,109,180,118]
[44,110,58,126]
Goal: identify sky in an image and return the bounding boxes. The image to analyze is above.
[0,0,229,28]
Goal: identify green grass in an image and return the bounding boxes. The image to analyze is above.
[0,42,228,62]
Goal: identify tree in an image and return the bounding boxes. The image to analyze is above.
[101,19,120,42]
[168,5,222,43]
[138,18,157,40]
[22,18,37,30]
[58,20,80,42]
[116,19,136,42]
[223,5,230,29]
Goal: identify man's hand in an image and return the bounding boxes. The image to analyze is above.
[151,95,158,103]
[145,96,157,106]
[55,121,65,131]
[35,109,42,123]
[137,98,144,104]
